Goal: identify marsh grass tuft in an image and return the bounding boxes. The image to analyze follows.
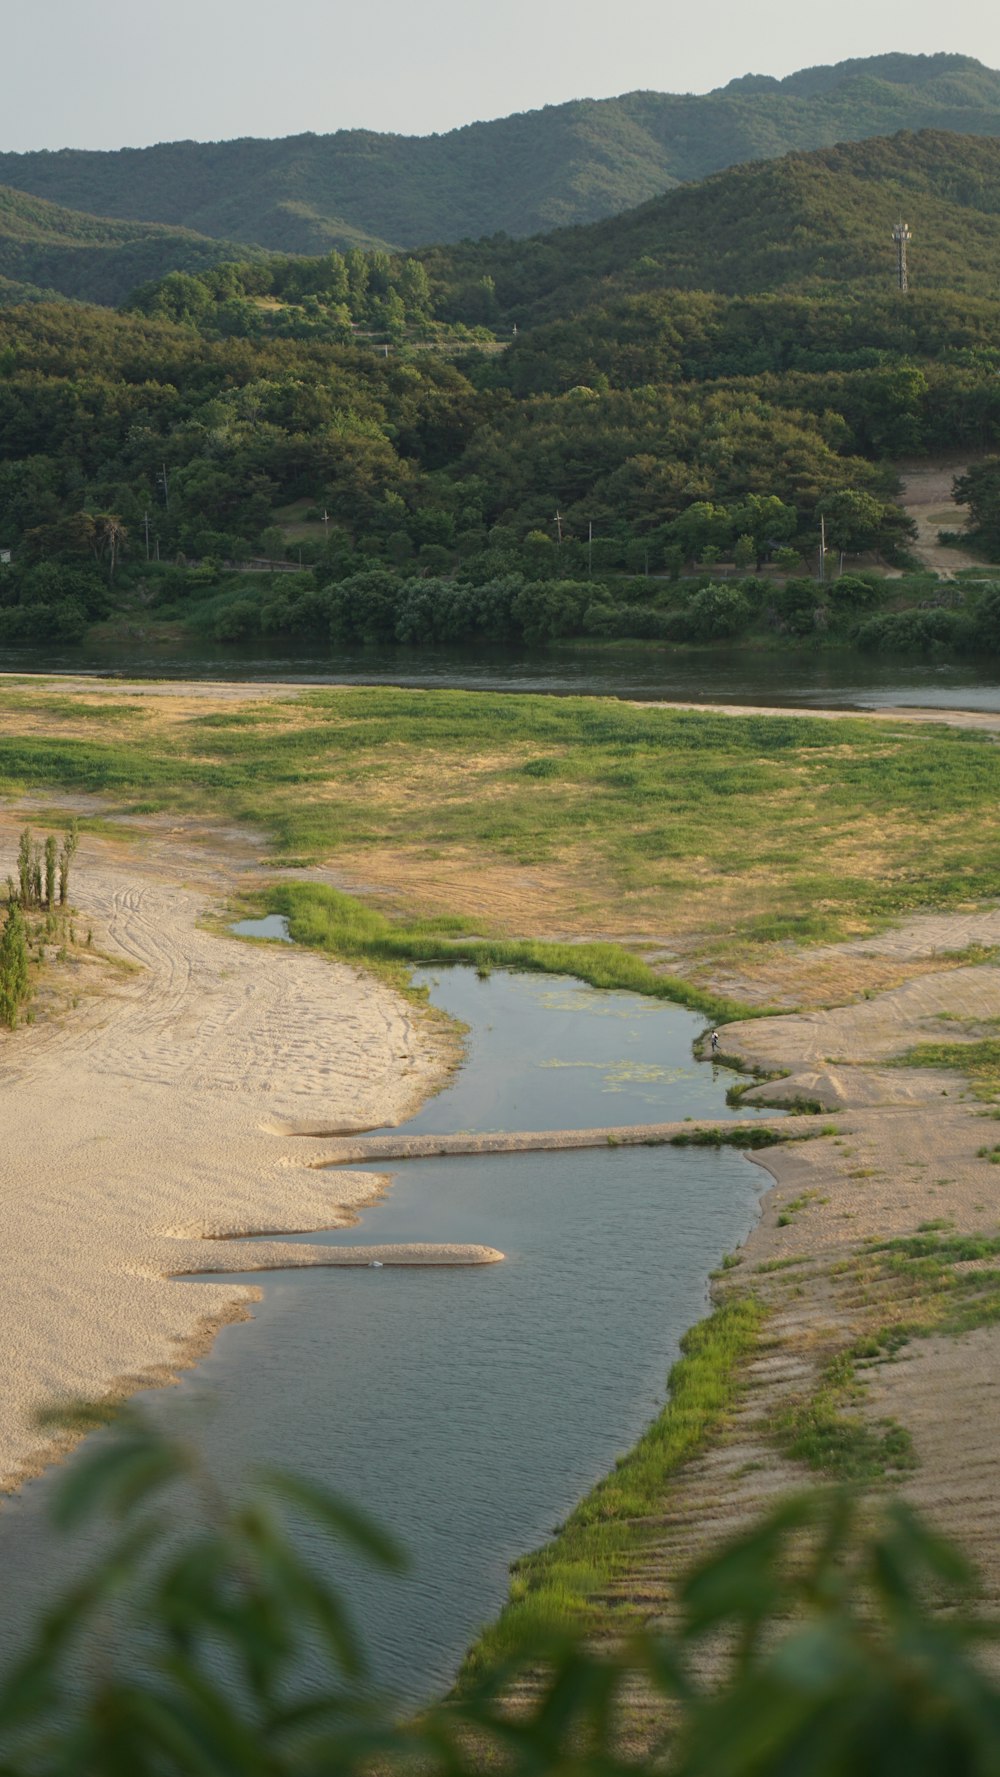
[259,880,754,1021]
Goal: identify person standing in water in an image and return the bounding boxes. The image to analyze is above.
[710,1030,720,1055]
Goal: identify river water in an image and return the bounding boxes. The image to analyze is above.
[4,633,1000,709]
[0,961,777,1703]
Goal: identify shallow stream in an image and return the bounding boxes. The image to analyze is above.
[0,956,779,1701]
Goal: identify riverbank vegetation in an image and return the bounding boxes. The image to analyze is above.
[258,880,751,1021]
[459,1296,765,1675]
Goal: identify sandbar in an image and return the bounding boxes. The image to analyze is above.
[0,810,498,1493]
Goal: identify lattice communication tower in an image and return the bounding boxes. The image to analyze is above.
[892,220,912,292]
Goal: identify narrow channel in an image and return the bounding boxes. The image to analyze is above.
[0,954,780,1702]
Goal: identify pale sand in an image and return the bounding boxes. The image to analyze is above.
[702,905,1000,1621]
[561,909,1000,1741]
[0,815,500,1494]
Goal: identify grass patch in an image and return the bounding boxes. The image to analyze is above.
[1,686,1000,955]
[812,1233,1000,1399]
[776,1190,828,1227]
[456,1294,764,1685]
[777,1380,915,1482]
[892,1039,1000,1100]
[669,1125,786,1149]
[771,1227,1000,1486]
[259,880,755,1022]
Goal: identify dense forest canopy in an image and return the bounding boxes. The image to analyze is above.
[2,128,1000,657]
[0,54,998,261]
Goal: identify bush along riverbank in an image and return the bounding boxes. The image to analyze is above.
[29,557,1000,664]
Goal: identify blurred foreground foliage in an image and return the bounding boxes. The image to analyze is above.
[2,1409,1000,1776]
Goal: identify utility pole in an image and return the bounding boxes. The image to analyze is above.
[892,219,912,293]
[554,509,563,545]
[159,463,170,508]
[819,512,827,582]
[142,511,151,562]
[588,520,593,578]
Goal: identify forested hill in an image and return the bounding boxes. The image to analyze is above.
[0,185,262,307]
[1,53,1000,254]
[418,131,1000,325]
[134,131,1000,338]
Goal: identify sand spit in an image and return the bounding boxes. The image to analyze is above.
[179,1241,501,1273]
[300,1118,818,1168]
[0,816,494,1494]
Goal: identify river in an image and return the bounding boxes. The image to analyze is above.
[4,633,1000,710]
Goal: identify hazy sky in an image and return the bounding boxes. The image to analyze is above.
[6,0,1000,152]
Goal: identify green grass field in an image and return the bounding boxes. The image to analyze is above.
[0,687,998,963]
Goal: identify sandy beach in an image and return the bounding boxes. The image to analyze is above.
[0,807,500,1493]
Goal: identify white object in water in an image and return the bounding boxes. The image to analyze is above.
[368,1259,384,1269]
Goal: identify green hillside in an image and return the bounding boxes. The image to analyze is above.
[417,131,1000,326]
[6,124,1000,664]
[131,131,1000,342]
[1,54,999,253]
[0,185,264,305]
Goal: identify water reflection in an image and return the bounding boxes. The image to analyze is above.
[5,632,1000,710]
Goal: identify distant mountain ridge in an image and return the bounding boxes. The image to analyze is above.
[1,52,999,256]
[414,129,1000,325]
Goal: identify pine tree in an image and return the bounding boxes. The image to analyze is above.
[30,842,42,910]
[59,822,78,906]
[16,829,31,907]
[44,835,57,909]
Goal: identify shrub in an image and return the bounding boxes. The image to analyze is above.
[679,582,753,640]
[855,608,966,654]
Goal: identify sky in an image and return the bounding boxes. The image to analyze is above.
[5,0,1000,152]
